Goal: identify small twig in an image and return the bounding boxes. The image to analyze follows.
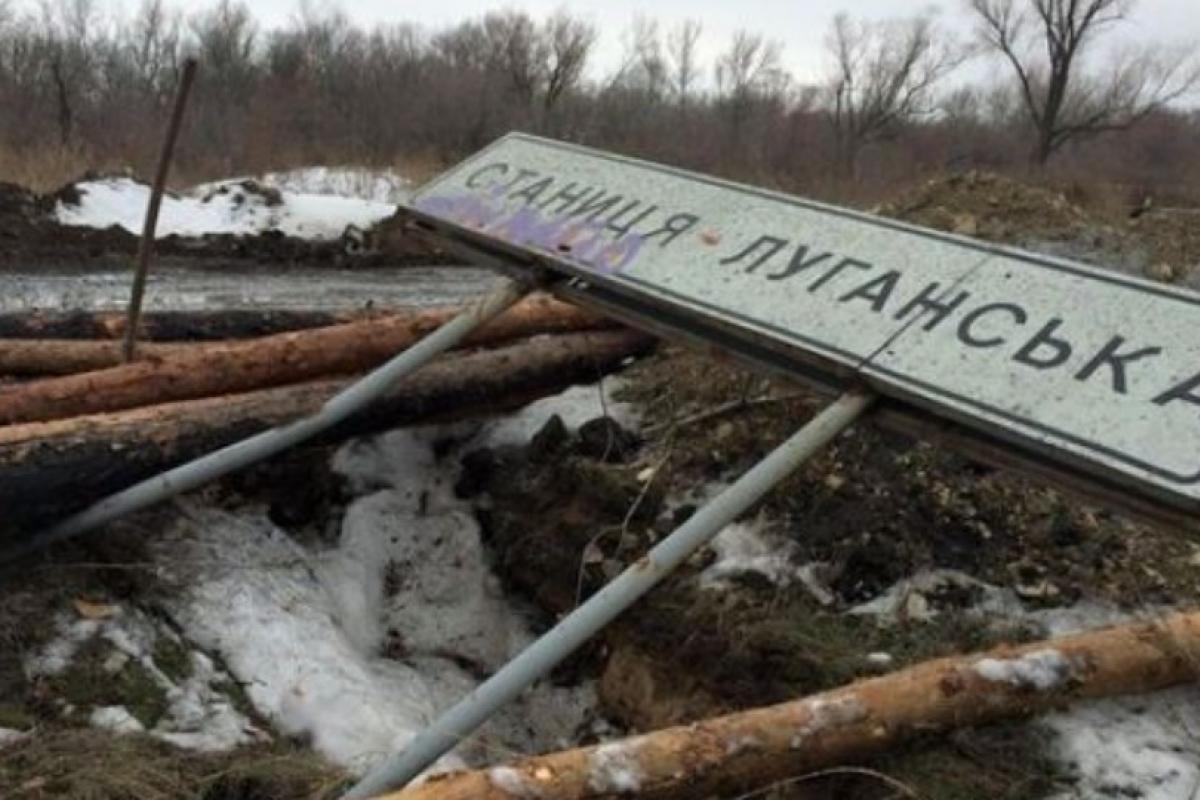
[642,391,807,436]
[123,58,198,363]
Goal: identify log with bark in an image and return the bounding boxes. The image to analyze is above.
[0,329,654,542]
[0,339,195,375]
[0,308,368,341]
[0,295,614,422]
[379,610,1200,800]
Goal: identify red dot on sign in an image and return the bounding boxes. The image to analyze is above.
[700,231,721,246]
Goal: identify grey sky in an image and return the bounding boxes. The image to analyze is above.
[16,0,1200,86]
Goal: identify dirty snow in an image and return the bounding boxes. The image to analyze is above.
[479,379,638,448]
[587,740,645,794]
[488,766,543,798]
[974,649,1074,691]
[257,166,412,204]
[0,727,26,747]
[55,175,395,240]
[1044,687,1200,800]
[90,706,145,734]
[136,380,630,775]
[699,518,831,597]
[25,607,261,751]
[789,696,868,749]
[849,568,1023,621]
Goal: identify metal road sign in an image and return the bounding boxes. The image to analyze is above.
[409,133,1200,516]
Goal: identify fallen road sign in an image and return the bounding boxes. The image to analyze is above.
[408,133,1200,521]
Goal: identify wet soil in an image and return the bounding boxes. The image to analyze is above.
[458,340,1197,798]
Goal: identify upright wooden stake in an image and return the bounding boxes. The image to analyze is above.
[122,58,198,363]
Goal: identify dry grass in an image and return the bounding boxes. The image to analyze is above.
[0,144,99,193]
[0,729,347,800]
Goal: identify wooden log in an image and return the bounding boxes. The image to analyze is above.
[381,610,1200,800]
[0,296,614,424]
[0,308,369,341]
[0,339,194,375]
[0,329,655,542]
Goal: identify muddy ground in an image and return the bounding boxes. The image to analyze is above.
[2,171,1199,799]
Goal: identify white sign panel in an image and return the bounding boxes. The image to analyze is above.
[411,133,1200,512]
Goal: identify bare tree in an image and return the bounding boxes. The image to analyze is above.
[715,31,785,140]
[127,0,181,106]
[968,0,1200,164]
[824,12,965,178]
[617,15,667,101]
[482,10,543,106]
[541,10,595,116]
[39,0,101,145]
[666,18,702,107]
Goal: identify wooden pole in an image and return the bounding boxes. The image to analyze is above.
[377,611,1200,800]
[122,57,198,363]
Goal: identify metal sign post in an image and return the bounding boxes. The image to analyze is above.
[344,391,873,798]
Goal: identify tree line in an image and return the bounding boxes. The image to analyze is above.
[0,0,1197,201]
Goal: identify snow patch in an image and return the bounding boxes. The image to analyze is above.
[849,568,1023,621]
[0,728,27,747]
[150,392,618,774]
[257,166,412,204]
[587,740,645,794]
[25,607,261,751]
[479,380,638,448]
[789,696,867,748]
[1045,687,1200,800]
[700,519,806,589]
[974,649,1074,691]
[90,706,145,734]
[55,176,394,240]
[488,766,545,798]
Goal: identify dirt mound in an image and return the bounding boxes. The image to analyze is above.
[875,170,1174,281]
[1127,208,1200,287]
[0,178,451,271]
[874,170,1091,242]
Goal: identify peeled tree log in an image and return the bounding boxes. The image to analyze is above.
[381,611,1200,800]
[0,329,655,541]
[0,295,613,423]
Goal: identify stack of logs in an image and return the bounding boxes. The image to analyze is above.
[0,296,655,539]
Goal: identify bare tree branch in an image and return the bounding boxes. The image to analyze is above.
[824,11,966,178]
[966,0,1199,164]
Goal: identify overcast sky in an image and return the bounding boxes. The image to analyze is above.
[15,0,1200,86]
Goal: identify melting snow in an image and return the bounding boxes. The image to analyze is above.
[26,607,261,751]
[139,379,629,774]
[700,519,805,588]
[587,740,645,794]
[90,706,145,734]
[974,649,1073,691]
[478,380,638,449]
[55,175,395,240]
[256,166,412,204]
[0,728,26,747]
